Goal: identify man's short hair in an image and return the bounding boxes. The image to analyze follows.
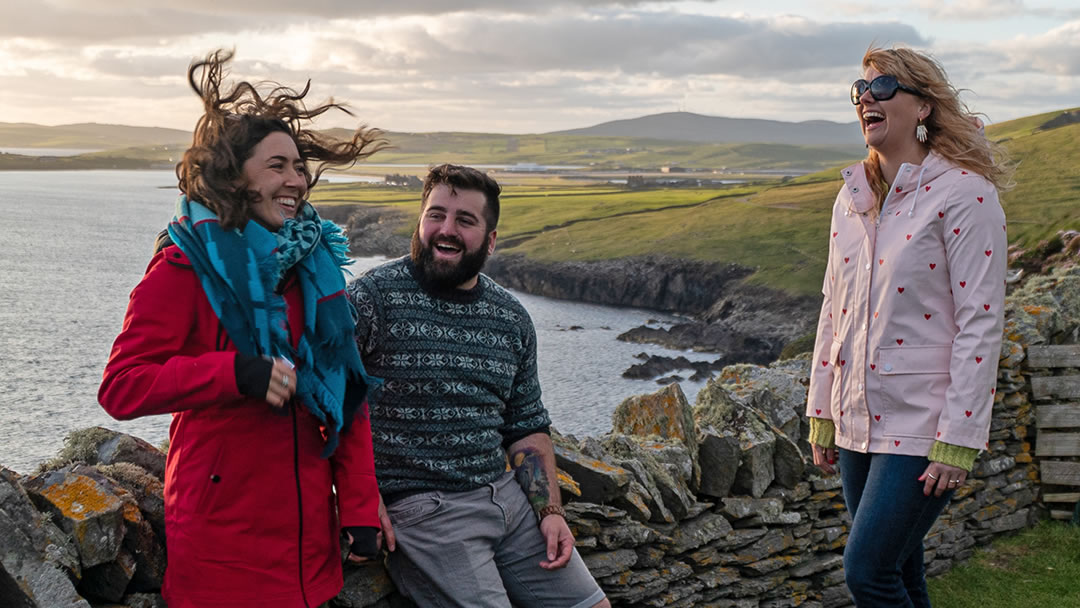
[421,164,501,231]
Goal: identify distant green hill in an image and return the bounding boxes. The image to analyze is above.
[0,122,189,150]
[316,107,1080,297]
[549,111,862,146]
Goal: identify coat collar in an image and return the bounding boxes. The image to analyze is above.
[840,150,950,213]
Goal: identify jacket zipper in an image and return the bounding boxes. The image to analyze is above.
[291,400,311,608]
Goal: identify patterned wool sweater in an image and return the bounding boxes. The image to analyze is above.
[346,257,551,497]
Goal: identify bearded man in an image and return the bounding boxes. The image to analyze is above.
[346,164,609,608]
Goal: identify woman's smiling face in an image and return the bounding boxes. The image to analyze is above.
[243,131,308,231]
[856,66,927,152]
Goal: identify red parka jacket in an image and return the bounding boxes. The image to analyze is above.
[99,245,379,608]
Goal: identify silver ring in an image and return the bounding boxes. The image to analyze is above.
[281,374,289,389]
[948,479,959,485]
[927,473,938,480]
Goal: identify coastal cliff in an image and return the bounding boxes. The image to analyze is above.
[326,204,820,369]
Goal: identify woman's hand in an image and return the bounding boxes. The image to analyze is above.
[812,444,838,475]
[919,462,967,497]
[265,357,297,408]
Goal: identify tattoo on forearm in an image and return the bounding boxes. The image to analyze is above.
[511,447,550,512]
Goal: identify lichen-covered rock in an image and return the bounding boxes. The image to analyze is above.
[603,435,696,521]
[553,446,632,505]
[23,466,126,569]
[79,547,136,602]
[0,467,90,608]
[611,383,700,490]
[698,426,741,498]
[45,428,165,481]
[336,562,398,608]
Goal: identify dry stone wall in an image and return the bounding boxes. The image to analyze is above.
[1,266,1076,608]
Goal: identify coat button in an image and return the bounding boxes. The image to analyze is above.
[852,187,860,193]
[862,441,868,449]
[210,474,221,483]
[883,363,893,372]
[865,263,871,270]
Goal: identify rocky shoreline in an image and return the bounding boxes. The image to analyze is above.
[326,204,821,380]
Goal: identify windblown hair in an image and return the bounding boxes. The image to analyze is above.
[420,164,502,231]
[861,46,1012,208]
[176,49,387,229]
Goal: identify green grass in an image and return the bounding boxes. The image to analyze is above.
[927,521,1080,608]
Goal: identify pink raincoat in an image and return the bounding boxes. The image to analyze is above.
[806,151,1006,456]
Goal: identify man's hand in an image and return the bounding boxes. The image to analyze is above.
[377,494,396,552]
[538,514,574,570]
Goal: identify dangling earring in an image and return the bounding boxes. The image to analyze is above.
[916,118,928,143]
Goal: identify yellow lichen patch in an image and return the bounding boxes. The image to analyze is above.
[557,471,581,497]
[40,474,120,521]
[1022,304,1050,317]
[1014,453,1033,463]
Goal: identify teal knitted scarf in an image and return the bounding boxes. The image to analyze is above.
[168,195,378,456]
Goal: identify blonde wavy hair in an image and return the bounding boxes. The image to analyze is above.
[861,46,1012,208]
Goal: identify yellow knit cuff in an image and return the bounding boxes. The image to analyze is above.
[928,441,979,472]
[808,418,836,449]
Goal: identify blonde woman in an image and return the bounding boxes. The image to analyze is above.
[806,46,1009,607]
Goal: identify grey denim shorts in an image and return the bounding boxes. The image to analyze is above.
[385,471,605,608]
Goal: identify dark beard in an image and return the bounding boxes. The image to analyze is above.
[410,229,490,291]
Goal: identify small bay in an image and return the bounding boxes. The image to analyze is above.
[0,170,715,473]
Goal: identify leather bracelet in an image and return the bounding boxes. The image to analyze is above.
[538,504,566,520]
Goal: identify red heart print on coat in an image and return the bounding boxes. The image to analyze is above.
[953,228,961,235]
[937,432,941,437]
[925,313,932,320]
[906,234,912,240]
[984,304,991,311]
[841,360,846,366]
[959,281,966,288]
[975,356,983,363]
[984,250,992,257]
[879,259,884,265]
[925,185,931,192]
[821,361,829,367]
[991,388,996,394]
[833,231,838,237]
[938,211,944,218]
[842,308,847,315]
[844,257,850,263]
[965,410,973,417]
[874,311,879,318]
[875,415,881,421]
[895,186,902,193]
[816,409,822,415]
[961,171,968,174]
[977,197,984,203]
[896,339,904,345]
[870,364,876,370]
[894,440,901,447]
[929,263,936,270]
[897,287,905,293]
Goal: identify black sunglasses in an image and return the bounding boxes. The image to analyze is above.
[850,75,922,105]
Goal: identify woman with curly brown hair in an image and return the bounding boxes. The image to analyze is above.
[805,46,1010,607]
[99,50,386,608]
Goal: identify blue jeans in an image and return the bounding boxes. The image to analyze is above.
[839,449,954,608]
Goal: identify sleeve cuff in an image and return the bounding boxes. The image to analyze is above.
[929,441,979,471]
[808,418,835,448]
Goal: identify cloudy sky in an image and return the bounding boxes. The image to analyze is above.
[1,0,1077,134]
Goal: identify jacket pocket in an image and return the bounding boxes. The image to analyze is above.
[829,339,843,417]
[878,344,951,438]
